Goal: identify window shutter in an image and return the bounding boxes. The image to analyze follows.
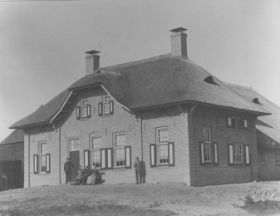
[98,103,103,116]
[168,142,175,166]
[227,117,232,127]
[76,106,81,119]
[150,144,156,167]
[109,101,114,114]
[213,143,218,165]
[125,146,131,168]
[84,150,90,169]
[106,148,113,169]
[200,142,205,164]
[87,104,91,117]
[243,119,248,128]
[101,149,106,169]
[244,145,250,165]
[46,153,51,173]
[34,154,38,174]
[229,144,233,165]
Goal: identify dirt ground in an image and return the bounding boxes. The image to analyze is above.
[1,181,280,216]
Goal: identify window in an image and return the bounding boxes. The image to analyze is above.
[39,142,47,172]
[91,137,102,168]
[69,138,80,151]
[243,119,249,128]
[150,127,175,167]
[76,99,91,119]
[34,142,51,174]
[200,142,211,164]
[98,95,114,116]
[275,152,280,166]
[157,127,169,164]
[228,143,250,165]
[114,132,126,167]
[113,132,131,168]
[200,128,217,165]
[227,117,238,128]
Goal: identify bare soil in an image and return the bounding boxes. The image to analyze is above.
[0,181,280,216]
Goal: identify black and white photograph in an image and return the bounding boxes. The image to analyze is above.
[0,0,280,215]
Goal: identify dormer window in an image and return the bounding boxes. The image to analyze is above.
[204,76,218,85]
[253,98,261,105]
[98,95,114,116]
[76,99,91,119]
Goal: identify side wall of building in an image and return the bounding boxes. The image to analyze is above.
[189,106,258,186]
[257,132,280,181]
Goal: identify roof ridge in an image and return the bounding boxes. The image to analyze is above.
[103,53,171,70]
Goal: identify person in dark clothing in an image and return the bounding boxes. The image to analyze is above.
[139,160,146,184]
[81,166,92,185]
[133,157,140,184]
[64,158,73,183]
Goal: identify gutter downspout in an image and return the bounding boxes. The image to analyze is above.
[59,127,62,184]
[28,132,30,188]
[139,114,144,161]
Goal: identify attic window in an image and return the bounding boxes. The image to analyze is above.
[253,98,261,105]
[204,76,218,86]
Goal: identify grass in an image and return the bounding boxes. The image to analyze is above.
[0,203,177,216]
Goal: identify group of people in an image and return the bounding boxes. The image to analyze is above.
[64,158,100,185]
[64,156,147,185]
[134,157,146,184]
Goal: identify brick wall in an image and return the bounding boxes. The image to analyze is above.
[189,106,258,186]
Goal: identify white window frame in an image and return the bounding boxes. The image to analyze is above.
[156,127,169,165]
[38,141,47,173]
[69,138,80,152]
[202,127,211,143]
[80,99,88,118]
[114,132,126,168]
[232,143,243,164]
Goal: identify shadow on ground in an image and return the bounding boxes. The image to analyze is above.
[0,203,176,216]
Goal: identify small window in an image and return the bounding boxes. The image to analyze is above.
[243,119,249,128]
[226,117,238,129]
[98,95,114,116]
[156,127,169,165]
[69,138,80,151]
[228,143,249,165]
[76,99,91,119]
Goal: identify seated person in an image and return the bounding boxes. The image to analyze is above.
[87,163,99,185]
[72,165,84,185]
[81,166,93,185]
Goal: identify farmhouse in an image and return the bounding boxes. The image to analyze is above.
[11,28,276,187]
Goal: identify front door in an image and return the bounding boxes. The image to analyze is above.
[70,151,80,181]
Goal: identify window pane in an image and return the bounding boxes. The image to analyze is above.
[92,137,102,149]
[115,133,126,146]
[158,128,168,143]
[204,143,211,162]
[116,147,125,166]
[41,143,47,155]
[92,150,101,168]
[158,144,168,164]
[203,128,211,142]
[41,155,47,172]
[103,103,110,114]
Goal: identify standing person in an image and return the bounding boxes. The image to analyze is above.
[133,157,140,184]
[64,157,73,183]
[139,160,146,184]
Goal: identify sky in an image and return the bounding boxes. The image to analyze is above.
[0,0,280,141]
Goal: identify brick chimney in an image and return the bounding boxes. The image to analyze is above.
[85,50,100,75]
[170,27,188,58]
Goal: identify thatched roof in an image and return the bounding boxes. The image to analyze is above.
[227,83,280,145]
[1,129,24,145]
[10,54,269,129]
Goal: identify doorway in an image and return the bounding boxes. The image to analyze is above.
[70,151,80,181]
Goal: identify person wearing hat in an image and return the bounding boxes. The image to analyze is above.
[64,157,73,183]
[133,157,141,184]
